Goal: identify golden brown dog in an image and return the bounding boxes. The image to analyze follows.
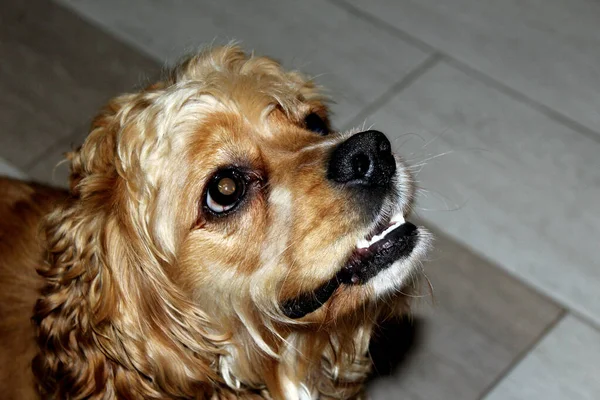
[0,45,430,399]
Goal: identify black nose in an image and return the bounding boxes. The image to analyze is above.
[327,130,396,187]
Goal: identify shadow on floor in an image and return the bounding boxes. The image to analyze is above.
[368,316,423,379]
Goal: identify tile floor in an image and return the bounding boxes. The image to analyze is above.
[1,0,599,398]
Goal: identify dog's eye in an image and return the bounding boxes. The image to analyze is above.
[304,113,329,135]
[205,170,246,215]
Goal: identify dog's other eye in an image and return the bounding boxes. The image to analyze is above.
[304,112,330,135]
[205,170,246,215]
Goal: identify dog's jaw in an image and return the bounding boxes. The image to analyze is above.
[363,171,432,298]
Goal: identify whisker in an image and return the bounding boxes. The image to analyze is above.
[419,125,455,151]
[423,273,435,305]
[414,187,468,213]
[406,149,457,167]
[393,131,426,145]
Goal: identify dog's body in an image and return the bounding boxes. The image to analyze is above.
[0,46,430,399]
[0,180,67,399]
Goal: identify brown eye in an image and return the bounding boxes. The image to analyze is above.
[205,170,246,214]
[305,112,330,135]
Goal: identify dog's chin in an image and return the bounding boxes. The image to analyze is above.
[281,209,431,320]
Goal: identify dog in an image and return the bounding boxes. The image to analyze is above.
[0,45,431,399]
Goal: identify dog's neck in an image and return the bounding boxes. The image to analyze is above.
[214,316,374,399]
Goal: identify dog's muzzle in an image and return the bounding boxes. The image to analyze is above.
[280,130,423,319]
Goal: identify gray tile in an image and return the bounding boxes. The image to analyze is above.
[368,225,563,400]
[25,126,86,187]
[0,0,159,169]
[342,0,600,136]
[364,62,600,324]
[484,315,600,400]
[55,0,430,127]
[0,158,27,180]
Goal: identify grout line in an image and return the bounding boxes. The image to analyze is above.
[0,156,28,180]
[328,0,436,54]
[329,0,600,144]
[569,308,600,335]
[343,53,443,131]
[21,126,86,173]
[476,309,568,399]
[444,57,600,145]
[422,217,600,335]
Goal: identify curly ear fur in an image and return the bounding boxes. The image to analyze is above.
[31,95,225,399]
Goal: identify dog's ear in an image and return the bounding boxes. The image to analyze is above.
[66,92,136,196]
[32,93,224,398]
[32,188,113,397]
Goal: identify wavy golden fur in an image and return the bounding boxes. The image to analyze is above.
[0,45,429,399]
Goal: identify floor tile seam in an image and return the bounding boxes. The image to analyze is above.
[476,309,568,399]
[330,0,600,143]
[343,52,443,130]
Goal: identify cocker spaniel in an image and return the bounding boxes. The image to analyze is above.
[0,45,430,399]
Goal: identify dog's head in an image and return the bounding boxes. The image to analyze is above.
[34,45,430,399]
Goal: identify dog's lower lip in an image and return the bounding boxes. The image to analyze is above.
[281,218,419,319]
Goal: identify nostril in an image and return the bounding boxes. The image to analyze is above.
[352,153,371,178]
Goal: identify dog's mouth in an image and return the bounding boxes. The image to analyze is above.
[281,211,420,319]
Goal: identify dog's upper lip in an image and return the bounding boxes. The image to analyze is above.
[280,211,419,319]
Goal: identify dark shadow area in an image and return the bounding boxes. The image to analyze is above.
[368,316,424,379]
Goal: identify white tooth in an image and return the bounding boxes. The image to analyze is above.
[368,235,380,246]
[369,228,389,245]
[368,218,405,246]
[390,212,405,225]
[357,238,370,249]
[358,212,407,248]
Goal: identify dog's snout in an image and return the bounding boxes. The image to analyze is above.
[327,130,396,187]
